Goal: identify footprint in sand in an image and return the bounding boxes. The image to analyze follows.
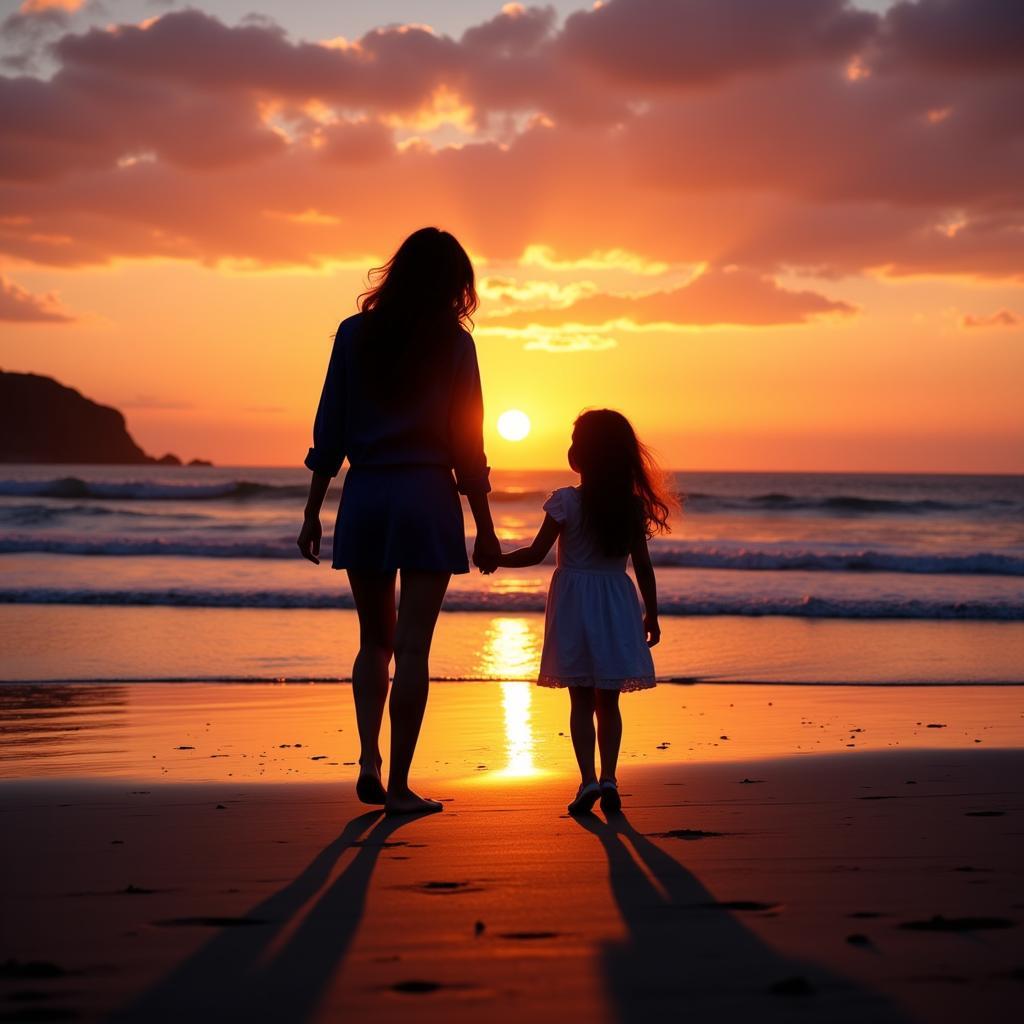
[650,828,726,840]
[406,880,485,895]
[898,914,1015,932]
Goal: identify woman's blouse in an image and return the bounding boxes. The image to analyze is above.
[304,313,491,495]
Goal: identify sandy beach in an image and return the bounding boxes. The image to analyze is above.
[1,681,1021,1023]
[4,0,1023,1017]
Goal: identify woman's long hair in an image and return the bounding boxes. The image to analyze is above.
[355,227,477,395]
[570,409,678,556]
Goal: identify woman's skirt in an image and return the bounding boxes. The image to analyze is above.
[332,464,469,574]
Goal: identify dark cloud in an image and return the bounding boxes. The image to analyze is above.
[623,68,1024,208]
[53,10,463,112]
[560,0,877,86]
[880,0,1024,74]
[461,4,557,53]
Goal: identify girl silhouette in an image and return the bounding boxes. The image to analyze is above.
[495,410,675,814]
[298,228,499,816]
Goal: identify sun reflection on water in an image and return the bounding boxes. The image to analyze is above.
[480,617,544,779]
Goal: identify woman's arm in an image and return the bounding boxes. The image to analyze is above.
[497,514,561,568]
[298,325,347,564]
[304,324,348,479]
[448,333,499,571]
[448,333,490,497]
[630,534,660,646]
[297,470,331,564]
[468,491,500,573]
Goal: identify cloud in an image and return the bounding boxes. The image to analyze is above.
[621,67,1024,209]
[0,2,1021,281]
[20,0,85,11]
[487,267,856,328]
[461,4,557,53]
[1,0,75,66]
[479,275,599,312]
[520,245,670,276]
[879,0,1024,75]
[51,10,463,112]
[315,119,395,163]
[524,333,617,353]
[961,308,1022,328]
[0,274,74,321]
[560,0,877,87]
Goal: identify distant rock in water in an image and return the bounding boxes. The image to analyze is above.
[0,370,210,466]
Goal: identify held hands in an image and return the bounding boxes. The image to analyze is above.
[296,513,322,564]
[644,613,661,647]
[473,530,502,575]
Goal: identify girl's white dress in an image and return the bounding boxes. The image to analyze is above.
[538,487,656,692]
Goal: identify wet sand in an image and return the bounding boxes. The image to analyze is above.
[0,683,1022,1023]
[5,605,1024,686]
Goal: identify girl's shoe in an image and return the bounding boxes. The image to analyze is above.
[599,779,621,814]
[568,781,601,816]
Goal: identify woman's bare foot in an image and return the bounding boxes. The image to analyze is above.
[384,788,443,817]
[355,758,386,805]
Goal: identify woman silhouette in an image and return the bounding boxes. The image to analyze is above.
[298,228,499,815]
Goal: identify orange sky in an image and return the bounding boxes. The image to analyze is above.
[1,0,1022,472]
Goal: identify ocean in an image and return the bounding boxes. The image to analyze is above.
[1,466,1022,685]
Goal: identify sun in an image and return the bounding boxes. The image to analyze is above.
[497,409,531,442]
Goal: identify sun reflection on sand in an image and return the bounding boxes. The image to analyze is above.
[480,617,545,779]
[479,616,540,680]
[499,682,537,778]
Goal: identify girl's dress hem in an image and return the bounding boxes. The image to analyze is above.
[538,674,656,693]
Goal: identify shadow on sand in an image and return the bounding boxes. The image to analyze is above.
[574,810,910,1024]
[111,806,911,1023]
[111,809,422,1022]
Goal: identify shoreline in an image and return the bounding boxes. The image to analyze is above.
[5,677,1024,686]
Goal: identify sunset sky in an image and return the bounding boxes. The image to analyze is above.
[1,0,1022,472]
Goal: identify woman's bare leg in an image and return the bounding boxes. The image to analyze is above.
[595,689,622,782]
[385,570,450,815]
[569,687,598,785]
[347,570,396,804]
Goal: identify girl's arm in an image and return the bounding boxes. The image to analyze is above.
[630,534,660,646]
[497,514,561,568]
